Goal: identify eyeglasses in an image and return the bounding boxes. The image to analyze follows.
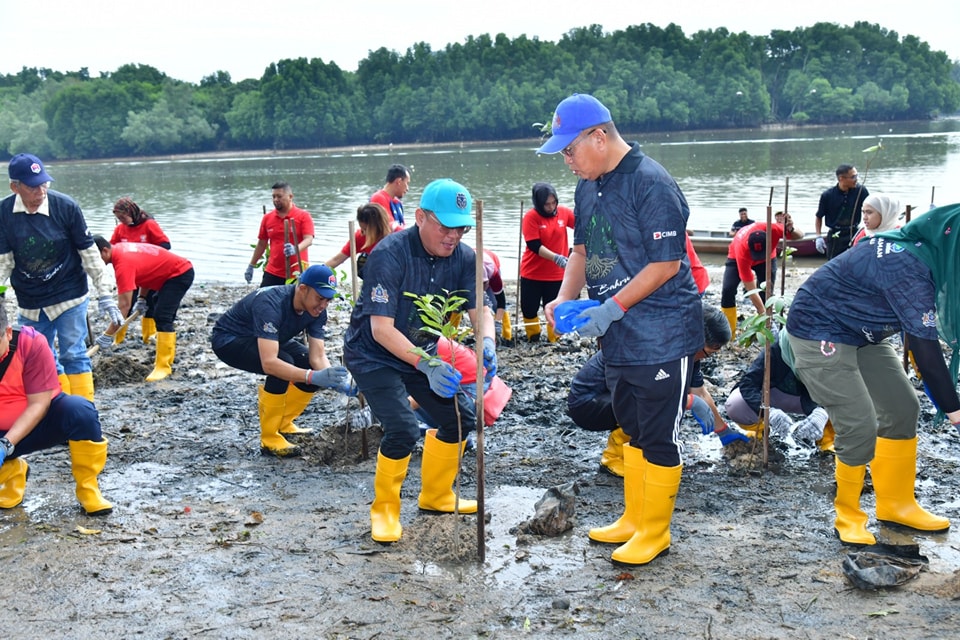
[843,173,859,181]
[424,211,470,237]
[560,128,599,158]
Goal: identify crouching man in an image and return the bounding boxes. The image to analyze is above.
[0,305,113,515]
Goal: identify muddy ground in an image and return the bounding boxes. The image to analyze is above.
[3,268,960,640]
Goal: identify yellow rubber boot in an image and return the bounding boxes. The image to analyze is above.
[66,372,95,402]
[68,439,113,515]
[612,459,682,566]
[418,429,477,513]
[258,386,300,457]
[500,312,513,342]
[818,421,836,452]
[590,443,645,544]
[113,322,129,345]
[146,332,176,382]
[721,307,737,337]
[546,323,559,343]
[834,459,876,545]
[873,436,950,532]
[280,384,315,434]
[142,316,157,343]
[737,420,764,439]
[599,427,631,477]
[0,458,29,509]
[371,451,411,542]
[523,317,541,343]
[58,373,71,394]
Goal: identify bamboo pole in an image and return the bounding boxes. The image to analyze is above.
[474,200,487,563]
[348,220,368,460]
[515,200,524,341]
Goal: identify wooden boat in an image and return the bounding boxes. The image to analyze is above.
[688,229,821,258]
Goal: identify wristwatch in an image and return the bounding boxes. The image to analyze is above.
[0,437,14,457]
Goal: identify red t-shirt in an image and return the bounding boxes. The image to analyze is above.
[727,222,786,283]
[258,206,315,278]
[111,243,193,293]
[520,206,575,281]
[110,218,170,247]
[370,189,405,228]
[0,326,61,431]
[685,235,709,294]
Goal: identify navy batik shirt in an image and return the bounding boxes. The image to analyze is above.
[343,226,477,374]
[211,284,327,350]
[573,143,703,366]
[787,237,938,346]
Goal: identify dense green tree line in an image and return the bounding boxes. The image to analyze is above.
[1,21,957,160]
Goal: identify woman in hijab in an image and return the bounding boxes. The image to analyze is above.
[784,203,960,548]
[519,182,574,343]
[109,197,172,344]
[851,193,902,245]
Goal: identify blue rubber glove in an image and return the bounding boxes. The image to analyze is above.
[95,333,114,349]
[554,299,600,334]
[815,236,826,254]
[0,437,12,466]
[283,242,297,257]
[716,424,751,446]
[308,366,351,391]
[482,336,497,383]
[575,297,626,338]
[133,297,148,315]
[416,357,462,398]
[553,254,568,268]
[689,394,715,434]
[244,264,254,284]
[98,296,124,325]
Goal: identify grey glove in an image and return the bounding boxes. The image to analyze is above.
[575,297,625,338]
[133,297,148,315]
[98,296,124,325]
[244,264,254,284]
[768,408,794,439]
[95,333,114,349]
[283,242,297,257]
[308,366,351,391]
[415,357,462,398]
[553,254,568,268]
[792,407,829,446]
[815,236,826,254]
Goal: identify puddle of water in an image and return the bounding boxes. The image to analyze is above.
[105,462,258,510]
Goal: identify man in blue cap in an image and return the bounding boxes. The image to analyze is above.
[540,94,703,567]
[344,178,498,543]
[212,264,354,457]
[0,153,122,403]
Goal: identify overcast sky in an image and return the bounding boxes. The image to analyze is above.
[2,0,957,84]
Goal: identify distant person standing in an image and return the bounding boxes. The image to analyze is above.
[728,207,754,236]
[520,182,575,343]
[109,196,171,345]
[0,153,122,402]
[370,164,411,228]
[815,164,868,259]
[244,182,315,287]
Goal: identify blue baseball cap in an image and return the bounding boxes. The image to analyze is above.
[537,94,612,154]
[8,153,54,187]
[299,264,338,299]
[419,178,475,228]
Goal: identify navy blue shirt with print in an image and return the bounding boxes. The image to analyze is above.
[211,284,327,350]
[787,237,938,346]
[343,226,477,374]
[573,143,703,366]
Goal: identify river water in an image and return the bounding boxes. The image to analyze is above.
[43,118,960,283]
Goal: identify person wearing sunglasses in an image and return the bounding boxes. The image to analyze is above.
[343,178,497,544]
[814,164,868,259]
[540,94,704,567]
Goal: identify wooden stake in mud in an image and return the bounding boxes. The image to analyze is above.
[760,204,774,467]
[902,205,914,374]
[283,219,292,281]
[474,199,487,563]
[780,177,789,296]
[348,220,369,460]
[515,200,523,340]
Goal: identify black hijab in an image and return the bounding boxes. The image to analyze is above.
[532,182,559,218]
